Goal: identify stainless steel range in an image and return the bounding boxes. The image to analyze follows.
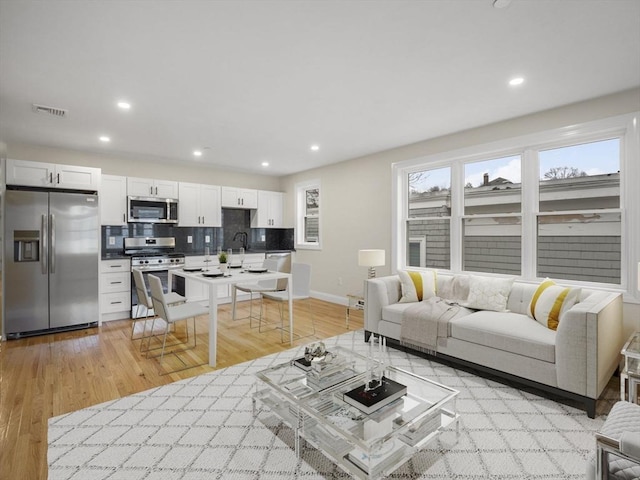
[125,237,185,318]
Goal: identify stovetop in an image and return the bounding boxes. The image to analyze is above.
[131,254,185,268]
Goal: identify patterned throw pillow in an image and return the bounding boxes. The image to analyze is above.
[528,279,581,331]
[462,275,514,312]
[398,269,437,303]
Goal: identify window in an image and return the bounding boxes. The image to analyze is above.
[296,180,321,249]
[463,155,522,275]
[406,167,451,269]
[537,138,621,284]
[393,113,639,293]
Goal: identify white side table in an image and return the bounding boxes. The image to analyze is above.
[620,331,640,403]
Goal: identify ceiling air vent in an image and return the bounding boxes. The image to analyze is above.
[32,103,68,118]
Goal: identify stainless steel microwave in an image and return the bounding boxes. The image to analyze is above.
[127,196,178,223]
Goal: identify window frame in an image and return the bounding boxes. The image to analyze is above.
[295,179,322,250]
[392,112,640,300]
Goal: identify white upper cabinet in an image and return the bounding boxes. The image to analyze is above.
[200,184,222,226]
[100,174,128,225]
[127,177,178,199]
[252,190,285,228]
[221,186,258,209]
[6,159,100,191]
[178,182,221,227]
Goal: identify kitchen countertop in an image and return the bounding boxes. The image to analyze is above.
[101,249,294,261]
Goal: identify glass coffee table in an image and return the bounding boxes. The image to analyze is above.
[253,345,459,479]
[621,331,640,403]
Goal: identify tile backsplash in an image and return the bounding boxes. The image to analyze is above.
[102,215,293,257]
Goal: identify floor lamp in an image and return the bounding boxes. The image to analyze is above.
[358,249,385,279]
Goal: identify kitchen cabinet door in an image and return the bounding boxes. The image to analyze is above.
[100,174,127,225]
[55,164,100,191]
[127,177,155,197]
[199,184,221,226]
[221,186,258,209]
[179,182,221,227]
[6,159,55,187]
[253,190,284,227]
[178,182,200,226]
[6,159,100,191]
[127,177,178,199]
[154,179,179,199]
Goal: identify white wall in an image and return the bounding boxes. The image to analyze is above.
[281,88,640,337]
[5,142,282,191]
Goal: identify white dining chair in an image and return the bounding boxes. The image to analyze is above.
[231,257,283,327]
[146,274,209,367]
[260,263,315,342]
[131,268,186,347]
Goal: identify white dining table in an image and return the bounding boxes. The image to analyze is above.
[169,268,292,367]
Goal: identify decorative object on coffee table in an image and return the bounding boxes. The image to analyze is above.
[344,335,408,414]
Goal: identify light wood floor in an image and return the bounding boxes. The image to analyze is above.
[0,298,363,480]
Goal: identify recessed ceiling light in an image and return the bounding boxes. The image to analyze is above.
[261,161,270,167]
[117,101,131,110]
[193,150,203,157]
[310,145,320,151]
[493,0,512,8]
[99,136,110,142]
[509,77,524,86]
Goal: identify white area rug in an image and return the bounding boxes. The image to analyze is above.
[48,330,616,479]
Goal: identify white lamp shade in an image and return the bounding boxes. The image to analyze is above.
[358,249,385,267]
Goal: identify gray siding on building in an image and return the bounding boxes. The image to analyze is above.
[537,236,621,284]
[463,235,521,275]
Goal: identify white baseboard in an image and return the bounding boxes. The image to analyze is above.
[310,290,348,306]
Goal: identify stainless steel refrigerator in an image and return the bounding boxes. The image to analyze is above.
[4,189,99,338]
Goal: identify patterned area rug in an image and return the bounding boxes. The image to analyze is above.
[48,330,617,479]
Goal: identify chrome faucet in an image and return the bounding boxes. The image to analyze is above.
[232,231,248,250]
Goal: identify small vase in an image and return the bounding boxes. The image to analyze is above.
[219,263,227,274]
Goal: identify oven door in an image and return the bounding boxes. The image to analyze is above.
[131,268,185,318]
[128,196,178,224]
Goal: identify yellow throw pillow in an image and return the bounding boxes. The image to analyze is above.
[528,279,581,330]
[398,269,437,303]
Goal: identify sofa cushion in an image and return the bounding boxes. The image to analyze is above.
[398,269,437,303]
[449,310,556,363]
[528,279,581,331]
[462,275,514,312]
[382,302,420,325]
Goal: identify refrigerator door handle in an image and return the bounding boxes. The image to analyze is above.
[50,213,56,274]
[41,214,48,274]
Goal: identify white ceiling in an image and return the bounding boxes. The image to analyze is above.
[1,0,639,177]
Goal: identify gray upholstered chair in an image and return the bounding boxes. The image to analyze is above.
[146,274,208,366]
[587,400,640,480]
[231,257,282,326]
[131,268,185,346]
[260,262,315,342]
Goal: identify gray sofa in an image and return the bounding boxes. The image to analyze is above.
[364,272,624,418]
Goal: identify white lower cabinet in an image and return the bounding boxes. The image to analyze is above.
[100,259,131,322]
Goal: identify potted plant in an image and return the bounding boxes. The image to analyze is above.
[218,251,228,274]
